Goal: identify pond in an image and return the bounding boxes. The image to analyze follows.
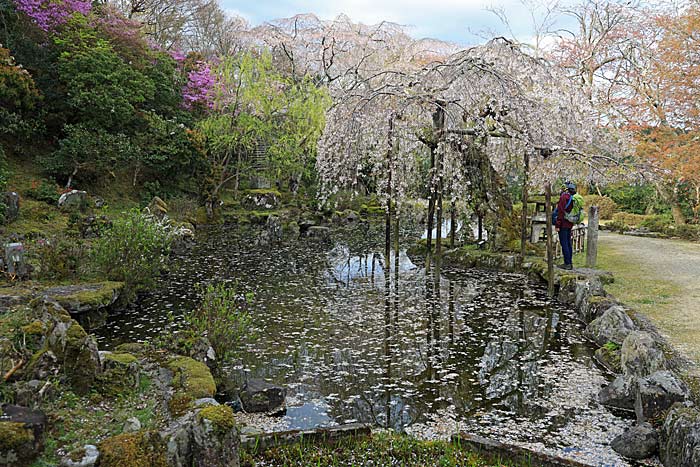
[96,223,636,466]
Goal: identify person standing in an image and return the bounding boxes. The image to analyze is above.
[555,182,577,270]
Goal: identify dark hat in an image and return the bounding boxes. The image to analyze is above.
[565,181,576,191]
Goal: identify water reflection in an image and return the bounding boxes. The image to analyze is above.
[95,225,628,463]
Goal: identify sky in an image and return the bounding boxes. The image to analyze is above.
[220,0,578,46]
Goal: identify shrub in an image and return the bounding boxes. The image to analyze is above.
[180,283,252,375]
[91,210,171,302]
[26,179,60,204]
[584,195,618,220]
[605,219,628,234]
[640,214,673,233]
[612,212,648,227]
[667,224,700,241]
[33,237,89,280]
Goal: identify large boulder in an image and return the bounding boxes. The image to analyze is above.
[585,306,636,347]
[191,405,240,467]
[161,403,240,467]
[621,331,666,377]
[599,375,636,411]
[0,405,47,466]
[44,282,123,315]
[147,197,168,220]
[30,298,102,394]
[239,379,286,414]
[611,422,658,460]
[635,371,688,422]
[98,352,140,396]
[58,190,88,211]
[60,445,99,467]
[660,404,700,467]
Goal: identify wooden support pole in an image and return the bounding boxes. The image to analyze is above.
[586,205,600,268]
[545,184,554,297]
[520,150,530,258]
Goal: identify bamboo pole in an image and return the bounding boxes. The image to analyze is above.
[545,183,554,297]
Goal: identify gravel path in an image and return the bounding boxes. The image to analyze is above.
[600,231,700,362]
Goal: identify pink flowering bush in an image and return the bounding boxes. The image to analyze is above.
[182,61,215,110]
[14,0,92,32]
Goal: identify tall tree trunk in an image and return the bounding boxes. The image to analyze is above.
[654,181,686,225]
[426,147,436,254]
[521,150,530,258]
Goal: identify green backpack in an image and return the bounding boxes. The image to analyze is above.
[564,193,585,224]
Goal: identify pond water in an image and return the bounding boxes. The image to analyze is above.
[96,224,638,466]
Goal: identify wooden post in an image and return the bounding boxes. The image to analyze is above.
[520,150,530,258]
[545,183,554,297]
[586,205,600,268]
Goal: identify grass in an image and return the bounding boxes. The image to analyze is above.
[243,431,528,467]
[29,374,164,466]
[572,243,681,317]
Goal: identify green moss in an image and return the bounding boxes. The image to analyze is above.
[198,405,236,434]
[0,422,34,452]
[52,281,124,310]
[21,320,45,335]
[166,356,216,416]
[98,431,167,467]
[246,188,282,197]
[105,352,137,365]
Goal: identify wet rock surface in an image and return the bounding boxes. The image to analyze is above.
[599,375,636,411]
[621,331,666,377]
[634,371,688,422]
[240,379,286,414]
[611,422,658,460]
[585,306,635,347]
[660,404,700,467]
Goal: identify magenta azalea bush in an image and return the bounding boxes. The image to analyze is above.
[182,61,216,110]
[14,0,91,32]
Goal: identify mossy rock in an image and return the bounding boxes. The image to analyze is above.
[98,353,140,396]
[114,342,147,355]
[104,352,138,366]
[0,421,36,465]
[45,282,124,314]
[167,356,216,417]
[197,405,236,435]
[98,430,167,467]
[595,344,622,373]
